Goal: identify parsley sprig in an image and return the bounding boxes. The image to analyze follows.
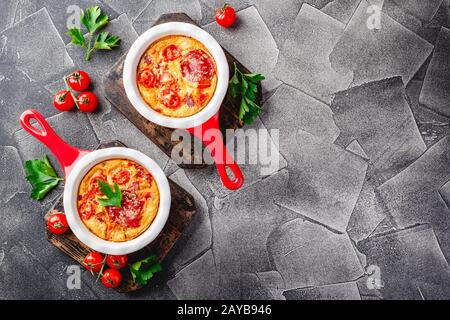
[228,63,265,124]
[24,155,63,200]
[129,255,162,286]
[66,6,120,61]
[97,180,122,208]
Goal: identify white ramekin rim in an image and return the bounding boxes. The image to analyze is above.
[123,22,229,129]
[63,147,171,255]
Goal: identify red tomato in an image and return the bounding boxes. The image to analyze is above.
[162,44,181,61]
[197,80,211,89]
[53,90,75,111]
[83,252,104,273]
[77,91,98,112]
[111,169,131,185]
[67,70,91,91]
[138,68,156,88]
[101,269,122,288]
[106,255,128,269]
[160,89,180,109]
[47,212,69,235]
[197,93,209,106]
[215,4,236,28]
[79,201,95,220]
[89,173,107,195]
[136,165,153,185]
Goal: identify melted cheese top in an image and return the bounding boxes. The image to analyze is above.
[137,35,218,117]
[77,159,159,242]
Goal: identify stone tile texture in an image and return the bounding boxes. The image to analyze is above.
[1,0,450,301]
[419,27,450,117]
[330,0,433,88]
[274,4,352,104]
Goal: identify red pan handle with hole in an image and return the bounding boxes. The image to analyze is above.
[187,112,244,190]
[19,109,90,178]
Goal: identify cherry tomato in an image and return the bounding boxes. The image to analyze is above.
[197,93,209,106]
[67,70,91,92]
[89,173,107,195]
[160,89,180,109]
[215,4,236,28]
[53,90,75,111]
[106,255,128,269]
[83,252,104,273]
[47,212,69,234]
[162,44,181,61]
[197,80,211,89]
[77,91,98,112]
[79,201,95,220]
[138,68,156,88]
[111,169,131,185]
[136,165,153,185]
[101,268,122,288]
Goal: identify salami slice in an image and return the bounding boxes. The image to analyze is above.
[106,188,143,228]
[180,49,215,82]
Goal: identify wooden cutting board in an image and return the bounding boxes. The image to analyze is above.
[44,141,196,293]
[103,13,262,168]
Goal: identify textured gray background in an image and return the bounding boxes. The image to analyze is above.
[1,0,450,300]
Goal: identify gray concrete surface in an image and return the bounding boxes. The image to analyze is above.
[1,0,450,300]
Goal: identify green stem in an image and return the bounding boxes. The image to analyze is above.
[96,255,108,282]
[63,76,80,109]
[86,33,94,61]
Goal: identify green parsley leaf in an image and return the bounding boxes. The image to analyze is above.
[230,70,240,85]
[24,155,63,200]
[239,98,247,120]
[228,63,265,125]
[244,73,266,83]
[66,28,85,47]
[66,6,120,61]
[245,87,256,101]
[93,32,120,50]
[242,97,262,124]
[129,255,162,286]
[97,180,122,207]
[80,6,109,34]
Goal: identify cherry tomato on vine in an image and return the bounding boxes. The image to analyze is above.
[77,91,98,112]
[106,255,128,269]
[47,212,69,234]
[67,70,91,91]
[83,252,104,273]
[101,269,122,288]
[53,90,75,111]
[215,4,236,28]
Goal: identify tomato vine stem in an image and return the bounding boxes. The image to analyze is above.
[63,76,80,109]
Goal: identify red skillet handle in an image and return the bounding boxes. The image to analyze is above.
[19,109,89,177]
[187,113,244,190]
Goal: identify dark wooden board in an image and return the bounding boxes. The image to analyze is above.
[103,13,262,168]
[44,141,196,293]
